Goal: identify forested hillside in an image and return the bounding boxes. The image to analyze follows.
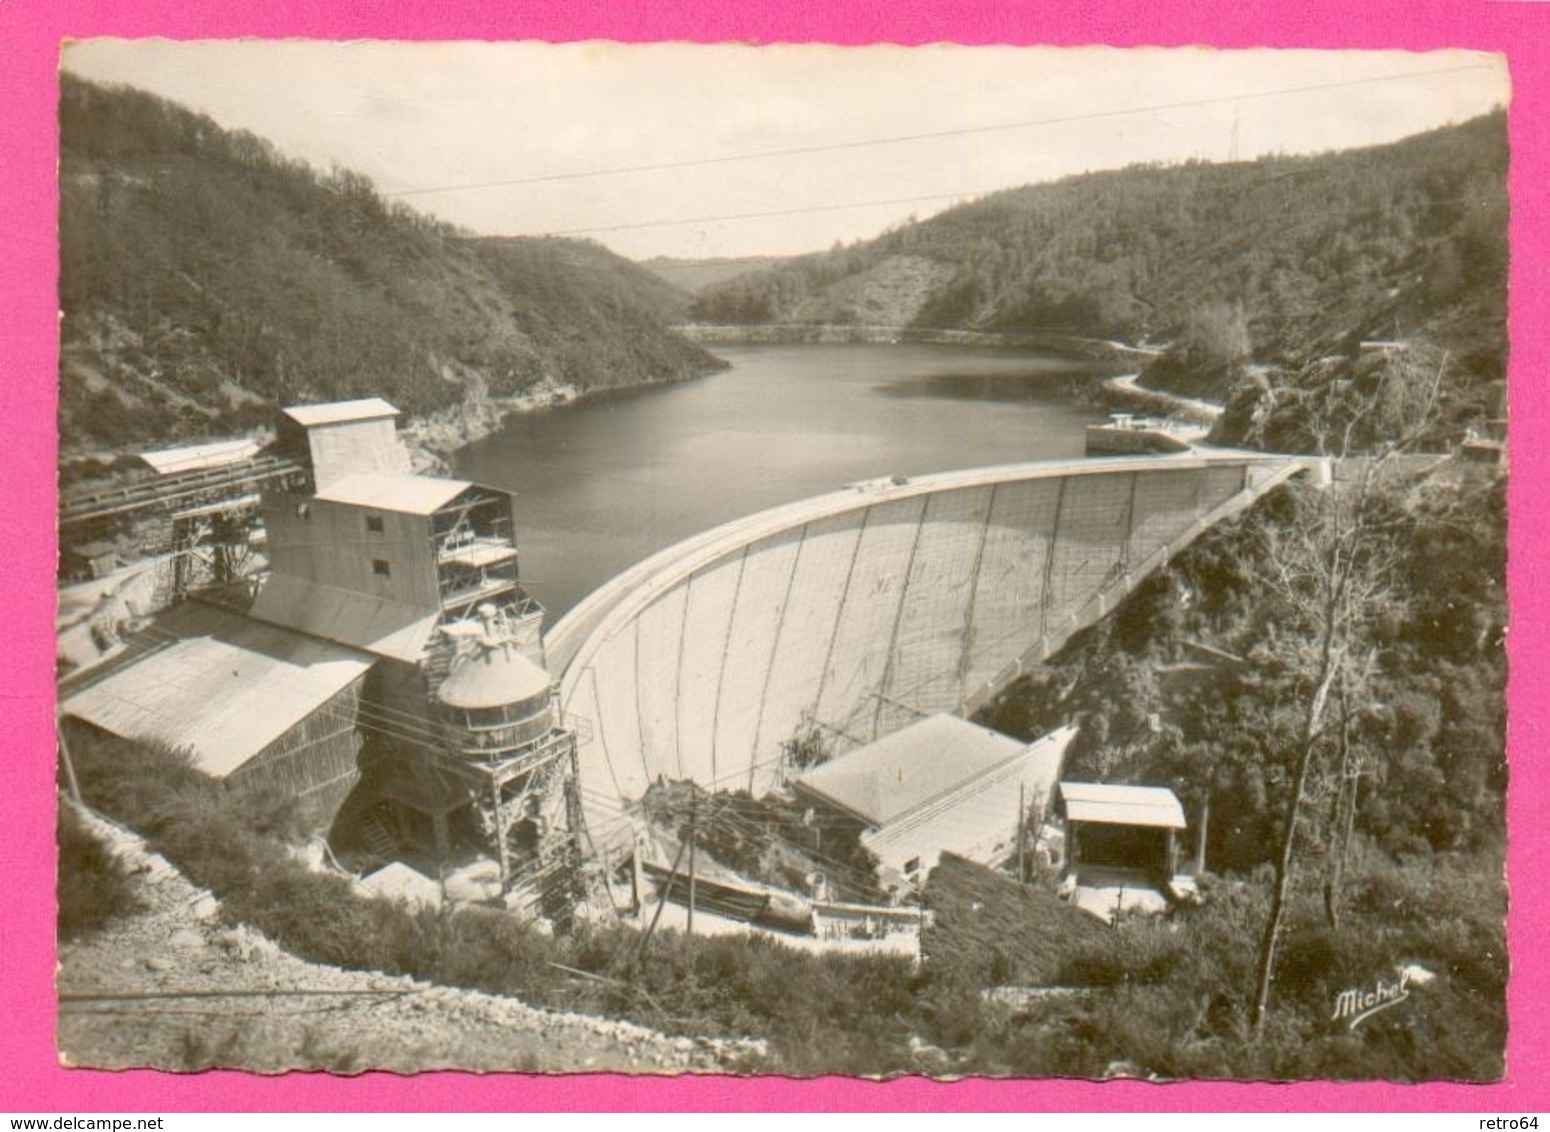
[641,256,785,299]
[690,114,1508,392]
[58,77,723,457]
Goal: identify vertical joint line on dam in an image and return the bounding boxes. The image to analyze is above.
[872,503,930,739]
[1121,471,1141,576]
[672,573,695,780]
[632,616,649,786]
[1039,475,1070,643]
[809,507,872,746]
[588,664,626,801]
[956,482,998,709]
[708,545,751,789]
[748,522,809,791]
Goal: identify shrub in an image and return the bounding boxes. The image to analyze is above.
[1057,922,1188,987]
[57,804,140,941]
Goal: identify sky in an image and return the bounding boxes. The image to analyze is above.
[60,41,1510,261]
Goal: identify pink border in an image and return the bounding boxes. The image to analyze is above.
[4,0,1544,1113]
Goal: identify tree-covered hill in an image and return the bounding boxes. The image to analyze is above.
[58,76,723,457]
[689,114,1508,393]
[641,256,787,299]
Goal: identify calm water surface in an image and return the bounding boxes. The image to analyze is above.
[453,343,1118,621]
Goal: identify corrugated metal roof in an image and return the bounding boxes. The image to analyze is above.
[796,714,1030,827]
[137,438,261,475]
[313,473,472,516]
[282,398,401,427]
[1060,782,1187,829]
[860,725,1076,875]
[249,574,443,663]
[60,602,374,779]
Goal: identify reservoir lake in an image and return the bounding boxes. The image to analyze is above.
[453,343,1123,622]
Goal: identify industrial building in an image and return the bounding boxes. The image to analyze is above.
[61,600,373,828]
[59,398,585,917]
[793,715,1077,888]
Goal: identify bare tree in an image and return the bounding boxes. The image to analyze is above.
[1319,671,1360,929]
[1248,347,1446,1035]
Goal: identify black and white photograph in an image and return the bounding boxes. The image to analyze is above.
[52,41,1511,1082]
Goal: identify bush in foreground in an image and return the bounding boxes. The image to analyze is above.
[58,804,140,941]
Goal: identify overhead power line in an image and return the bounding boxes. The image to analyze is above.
[550,171,1496,240]
[383,63,1495,200]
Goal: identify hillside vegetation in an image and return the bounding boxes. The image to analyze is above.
[690,114,1507,400]
[641,255,786,298]
[980,470,1506,875]
[972,458,1506,1076]
[58,76,724,458]
[65,718,1504,1080]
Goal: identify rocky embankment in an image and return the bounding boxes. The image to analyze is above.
[396,377,583,472]
[58,806,765,1075]
[398,362,730,470]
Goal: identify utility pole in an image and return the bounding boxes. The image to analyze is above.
[1194,794,1210,876]
[637,836,689,962]
[687,795,698,943]
[56,718,82,804]
[1017,783,1026,883]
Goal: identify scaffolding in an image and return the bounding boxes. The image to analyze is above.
[424,642,586,915]
[154,494,266,607]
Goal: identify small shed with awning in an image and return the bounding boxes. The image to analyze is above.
[1057,781,1188,884]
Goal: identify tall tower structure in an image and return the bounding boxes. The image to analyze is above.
[433,607,584,915]
[247,398,585,915]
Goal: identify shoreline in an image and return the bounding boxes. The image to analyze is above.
[671,322,1139,359]
[399,362,730,469]
[397,376,585,472]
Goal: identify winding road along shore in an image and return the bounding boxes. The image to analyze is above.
[1104,372,1225,424]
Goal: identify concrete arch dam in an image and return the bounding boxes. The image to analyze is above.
[546,451,1320,854]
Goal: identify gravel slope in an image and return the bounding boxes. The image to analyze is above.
[57,807,764,1075]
